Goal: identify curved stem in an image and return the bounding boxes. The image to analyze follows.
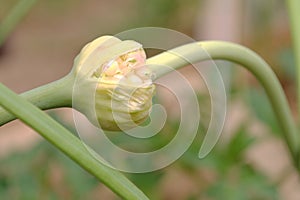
[0,73,73,125]
[286,0,300,120]
[147,41,299,168]
[0,83,149,200]
[1,40,298,169]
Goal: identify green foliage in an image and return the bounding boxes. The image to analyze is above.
[278,48,297,80]
[1,0,297,199]
[0,105,279,200]
[206,168,279,200]
[0,141,99,200]
[179,120,278,199]
[247,88,280,135]
[128,172,164,200]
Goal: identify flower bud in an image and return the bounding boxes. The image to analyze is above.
[72,36,155,131]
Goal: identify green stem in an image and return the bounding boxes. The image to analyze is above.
[286,0,300,120]
[0,0,38,46]
[1,40,298,168]
[0,73,73,125]
[0,83,149,200]
[147,41,299,168]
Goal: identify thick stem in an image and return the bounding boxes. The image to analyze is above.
[1,40,298,168]
[147,41,299,168]
[0,83,149,200]
[286,0,300,121]
[0,73,73,125]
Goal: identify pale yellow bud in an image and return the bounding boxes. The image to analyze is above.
[72,36,155,131]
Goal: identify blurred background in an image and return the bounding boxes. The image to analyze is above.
[0,0,299,199]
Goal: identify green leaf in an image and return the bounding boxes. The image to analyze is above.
[0,83,148,200]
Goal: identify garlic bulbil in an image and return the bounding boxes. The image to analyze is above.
[72,36,155,131]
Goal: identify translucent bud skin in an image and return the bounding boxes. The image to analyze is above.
[73,36,155,131]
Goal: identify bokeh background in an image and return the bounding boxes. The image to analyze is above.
[1,0,300,199]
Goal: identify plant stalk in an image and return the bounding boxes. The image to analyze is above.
[1,41,298,169]
[286,0,300,121]
[0,73,73,125]
[0,83,149,200]
[1,40,299,187]
[147,41,300,169]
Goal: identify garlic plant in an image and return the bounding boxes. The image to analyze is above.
[1,34,299,200]
[1,36,156,131]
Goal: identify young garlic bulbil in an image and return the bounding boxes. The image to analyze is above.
[72,36,155,131]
